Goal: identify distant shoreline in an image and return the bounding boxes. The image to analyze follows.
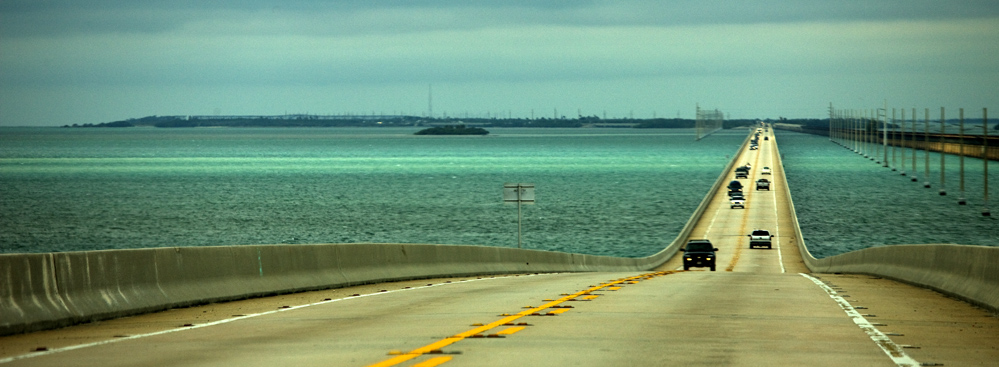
[61,114,800,129]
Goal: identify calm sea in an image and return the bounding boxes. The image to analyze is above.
[777,130,998,256]
[0,127,741,257]
[2,127,994,258]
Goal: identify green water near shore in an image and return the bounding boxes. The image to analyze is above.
[778,130,998,256]
[1,127,741,256]
[3,127,994,258]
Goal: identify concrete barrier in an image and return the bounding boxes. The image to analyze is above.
[0,130,767,336]
[772,130,999,312]
[2,239,695,336]
[0,132,751,336]
[805,244,999,311]
[8,129,992,337]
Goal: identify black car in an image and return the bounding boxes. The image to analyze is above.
[681,239,718,271]
[734,166,750,179]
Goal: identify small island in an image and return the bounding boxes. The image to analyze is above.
[414,125,489,135]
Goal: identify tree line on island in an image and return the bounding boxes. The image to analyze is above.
[63,114,799,130]
[414,125,489,135]
[63,114,999,131]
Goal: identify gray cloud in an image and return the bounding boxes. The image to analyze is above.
[3,1,997,37]
[1,1,997,126]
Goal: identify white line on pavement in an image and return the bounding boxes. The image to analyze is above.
[799,273,920,367]
[0,274,545,364]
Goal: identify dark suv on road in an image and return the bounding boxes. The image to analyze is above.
[681,239,718,271]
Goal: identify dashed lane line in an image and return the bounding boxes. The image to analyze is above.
[365,271,678,367]
[727,140,762,272]
[0,274,548,365]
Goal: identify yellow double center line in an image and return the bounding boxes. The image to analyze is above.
[366,271,677,367]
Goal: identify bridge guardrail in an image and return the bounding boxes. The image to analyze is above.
[0,243,657,336]
[0,132,751,336]
[772,129,999,312]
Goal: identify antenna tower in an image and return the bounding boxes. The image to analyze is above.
[428,85,433,118]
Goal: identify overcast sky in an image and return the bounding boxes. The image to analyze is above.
[2,1,997,126]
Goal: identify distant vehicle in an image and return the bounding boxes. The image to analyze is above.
[682,240,718,271]
[761,167,772,175]
[735,166,749,179]
[730,195,745,203]
[749,145,758,150]
[748,229,774,249]
[756,179,770,190]
[764,136,769,140]
[727,181,743,197]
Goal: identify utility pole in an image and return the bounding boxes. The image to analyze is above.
[983,108,990,216]
[828,103,833,142]
[958,108,965,205]
[940,107,946,196]
[911,108,918,182]
[882,100,888,167]
[924,108,931,188]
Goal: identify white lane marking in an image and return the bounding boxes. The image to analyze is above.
[703,191,725,238]
[0,274,546,364]
[678,176,730,271]
[799,273,921,367]
[769,143,785,274]
[774,201,783,273]
[678,165,732,271]
[679,135,755,271]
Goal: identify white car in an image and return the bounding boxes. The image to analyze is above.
[747,229,774,249]
[730,195,745,209]
[761,167,772,175]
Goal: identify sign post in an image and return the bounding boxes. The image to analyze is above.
[503,183,535,248]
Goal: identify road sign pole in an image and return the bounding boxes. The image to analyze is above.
[517,186,522,249]
[503,183,535,249]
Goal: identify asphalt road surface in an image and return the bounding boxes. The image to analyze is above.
[2,129,996,366]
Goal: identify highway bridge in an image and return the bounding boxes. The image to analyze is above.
[2,128,997,366]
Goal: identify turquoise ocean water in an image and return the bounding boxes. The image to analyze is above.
[2,127,995,258]
[1,127,741,257]
[777,130,998,256]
